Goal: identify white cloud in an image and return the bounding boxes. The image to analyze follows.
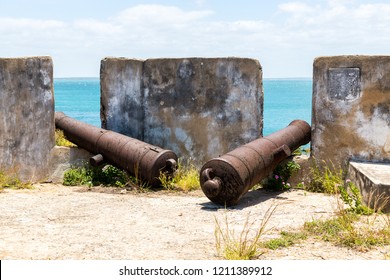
[0,2,389,77]
[115,5,213,25]
[278,2,314,13]
[0,17,71,54]
[279,1,390,25]
[0,17,65,29]
[73,19,122,35]
[354,3,390,20]
[277,1,390,45]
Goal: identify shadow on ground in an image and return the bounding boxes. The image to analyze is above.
[199,188,285,211]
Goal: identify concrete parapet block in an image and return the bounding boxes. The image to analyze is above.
[348,161,390,213]
[311,55,390,168]
[286,155,311,187]
[47,146,93,183]
[0,56,55,182]
[101,57,263,164]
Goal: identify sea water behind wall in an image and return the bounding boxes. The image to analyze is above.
[263,78,312,136]
[54,78,101,127]
[54,78,312,136]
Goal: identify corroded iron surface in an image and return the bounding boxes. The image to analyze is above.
[55,112,177,187]
[200,120,311,206]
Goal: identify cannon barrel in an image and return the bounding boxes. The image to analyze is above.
[55,112,178,187]
[199,120,311,206]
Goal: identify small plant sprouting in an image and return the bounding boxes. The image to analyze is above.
[262,231,307,250]
[63,166,91,186]
[307,160,344,194]
[339,180,374,215]
[63,164,129,187]
[62,163,153,191]
[0,167,32,190]
[262,159,300,191]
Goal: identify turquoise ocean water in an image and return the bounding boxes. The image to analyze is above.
[54,78,312,137]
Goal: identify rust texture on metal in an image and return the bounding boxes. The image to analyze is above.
[55,112,178,187]
[200,120,311,206]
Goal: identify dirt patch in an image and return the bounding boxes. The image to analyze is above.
[0,184,388,260]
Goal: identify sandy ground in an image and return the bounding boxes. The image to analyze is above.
[0,184,389,260]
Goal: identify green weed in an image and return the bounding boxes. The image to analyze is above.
[304,214,356,241]
[63,164,129,187]
[262,231,307,250]
[62,163,153,191]
[339,180,374,215]
[92,164,129,187]
[63,166,91,186]
[308,160,344,194]
[304,212,390,251]
[262,159,300,191]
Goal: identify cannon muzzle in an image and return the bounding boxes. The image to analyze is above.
[55,112,178,187]
[200,120,311,206]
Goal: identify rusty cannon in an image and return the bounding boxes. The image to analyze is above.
[55,112,178,187]
[199,120,311,206]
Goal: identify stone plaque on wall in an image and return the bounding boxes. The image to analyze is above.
[328,67,361,101]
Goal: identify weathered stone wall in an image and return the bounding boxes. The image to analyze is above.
[101,57,263,163]
[311,56,390,167]
[0,56,55,182]
[100,58,144,139]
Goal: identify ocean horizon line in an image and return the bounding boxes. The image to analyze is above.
[54,76,313,80]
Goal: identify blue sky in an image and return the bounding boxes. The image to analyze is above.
[1,0,389,78]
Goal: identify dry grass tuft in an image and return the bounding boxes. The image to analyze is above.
[214,205,278,260]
